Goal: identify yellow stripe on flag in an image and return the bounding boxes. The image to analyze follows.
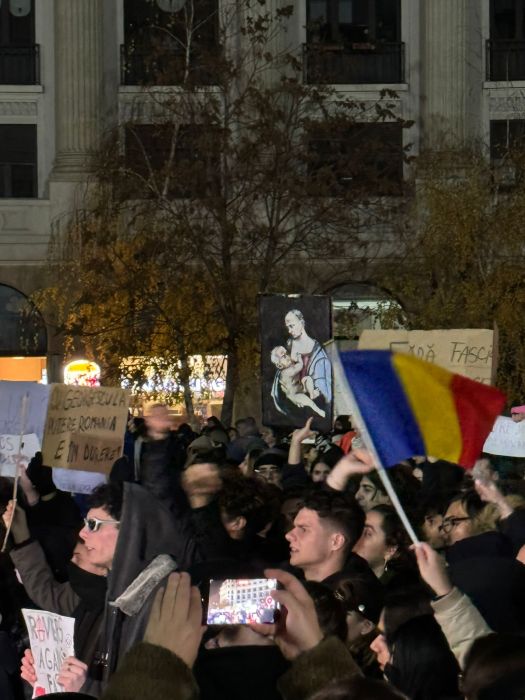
[392,353,462,462]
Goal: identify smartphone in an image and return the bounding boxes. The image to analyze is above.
[206,578,279,625]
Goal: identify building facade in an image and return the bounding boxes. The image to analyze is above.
[0,0,523,381]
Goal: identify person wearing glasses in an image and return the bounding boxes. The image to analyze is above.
[442,490,525,635]
[78,480,197,692]
[2,499,106,696]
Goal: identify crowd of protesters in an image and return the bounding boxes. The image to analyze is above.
[1,405,525,700]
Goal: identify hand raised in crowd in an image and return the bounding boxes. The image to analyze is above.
[18,452,41,506]
[326,448,375,492]
[144,571,206,668]
[250,568,324,660]
[181,462,222,509]
[288,417,317,466]
[56,656,88,693]
[20,648,36,687]
[2,499,30,544]
[413,541,452,598]
[474,475,513,520]
[291,417,316,444]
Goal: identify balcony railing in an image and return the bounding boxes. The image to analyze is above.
[120,44,218,86]
[0,45,40,85]
[303,42,405,85]
[486,39,525,81]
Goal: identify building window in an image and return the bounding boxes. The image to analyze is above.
[488,1,525,80]
[0,124,37,198]
[122,0,219,85]
[308,122,404,196]
[490,119,525,159]
[490,119,525,187]
[123,123,220,199]
[304,0,403,84]
[0,0,39,84]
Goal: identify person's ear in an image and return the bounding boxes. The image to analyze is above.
[385,545,398,562]
[360,618,375,636]
[230,516,246,533]
[331,532,346,552]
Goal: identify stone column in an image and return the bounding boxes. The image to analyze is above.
[51,0,104,179]
[421,0,483,149]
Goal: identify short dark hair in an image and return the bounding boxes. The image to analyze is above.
[87,482,124,521]
[365,466,421,517]
[218,476,273,535]
[299,489,365,550]
[370,504,411,550]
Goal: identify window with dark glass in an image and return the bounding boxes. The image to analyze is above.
[0,124,37,198]
[0,0,38,84]
[122,0,219,85]
[490,119,525,158]
[308,122,403,196]
[124,123,220,198]
[305,0,403,84]
[307,0,400,45]
[488,1,525,79]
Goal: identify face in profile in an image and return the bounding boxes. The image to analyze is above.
[79,507,119,570]
[355,476,390,512]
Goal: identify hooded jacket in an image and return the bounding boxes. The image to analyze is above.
[98,483,198,686]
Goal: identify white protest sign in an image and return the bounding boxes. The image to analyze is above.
[483,416,525,457]
[0,433,41,477]
[358,329,495,384]
[41,385,129,474]
[325,340,354,417]
[0,382,50,477]
[52,468,107,494]
[22,608,75,697]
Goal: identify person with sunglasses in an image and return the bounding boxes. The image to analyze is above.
[3,500,107,696]
[79,480,198,694]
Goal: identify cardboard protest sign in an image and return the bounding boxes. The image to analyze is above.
[483,416,525,457]
[41,385,129,474]
[0,381,50,477]
[22,608,75,696]
[358,329,495,384]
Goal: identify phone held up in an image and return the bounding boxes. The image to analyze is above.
[205,578,280,625]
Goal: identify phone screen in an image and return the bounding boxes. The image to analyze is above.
[206,578,279,625]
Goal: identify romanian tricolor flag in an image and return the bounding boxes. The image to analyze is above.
[339,350,506,469]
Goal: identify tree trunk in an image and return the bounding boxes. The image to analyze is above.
[221,341,238,427]
[177,346,195,420]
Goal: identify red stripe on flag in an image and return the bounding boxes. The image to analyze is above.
[451,375,506,468]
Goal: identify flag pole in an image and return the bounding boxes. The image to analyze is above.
[335,352,420,544]
[2,393,29,553]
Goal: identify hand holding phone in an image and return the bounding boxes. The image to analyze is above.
[206,578,279,625]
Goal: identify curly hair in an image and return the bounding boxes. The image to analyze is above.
[218,476,274,535]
